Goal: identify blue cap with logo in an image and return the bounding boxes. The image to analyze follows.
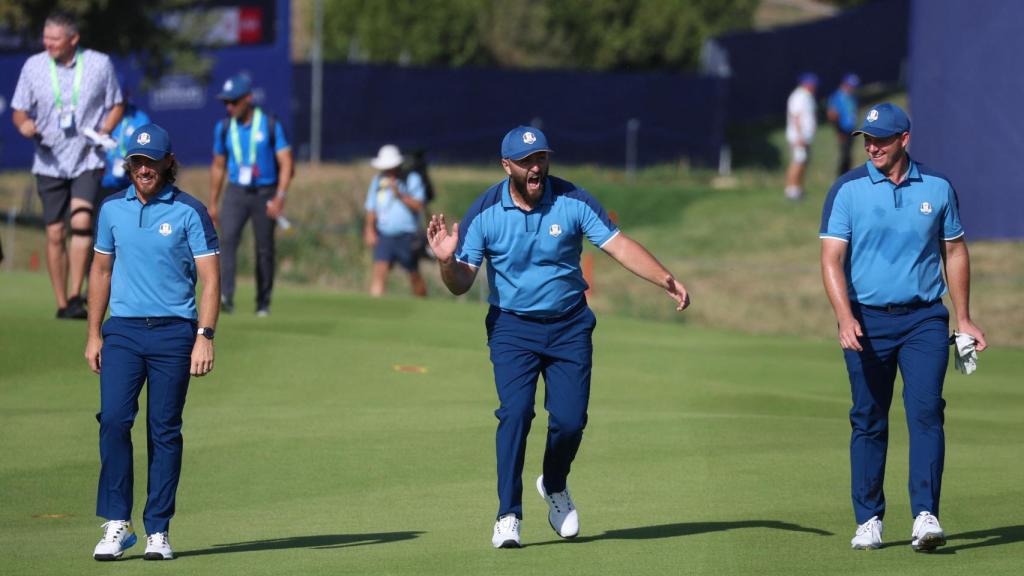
[852,102,911,137]
[125,123,172,160]
[501,126,552,160]
[798,72,819,87]
[842,73,860,88]
[217,74,252,100]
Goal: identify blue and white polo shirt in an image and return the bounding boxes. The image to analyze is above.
[455,176,619,317]
[819,158,964,306]
[95,184,219,319]
[212,108,290,186]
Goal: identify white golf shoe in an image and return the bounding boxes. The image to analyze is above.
[536,475,579,538]
[93,520,137,561]
[911,511,946,552]
[850,516,883,550]
[144,531,174,560]
[492,513,521,548]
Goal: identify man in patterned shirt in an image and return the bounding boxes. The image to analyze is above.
[11,10,124,319]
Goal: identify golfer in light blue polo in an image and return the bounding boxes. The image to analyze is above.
[820,103,987,552]
[427,126,691,548]
[85,123,220,561]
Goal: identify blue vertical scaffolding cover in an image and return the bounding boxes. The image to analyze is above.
[908,0,1024,239]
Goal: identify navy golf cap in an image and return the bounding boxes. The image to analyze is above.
[125,123,172,160]
[217,74,252,100]
[501,126,552,160]
[852,103,911,138]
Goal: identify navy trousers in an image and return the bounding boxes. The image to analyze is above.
[96,317,194,534]
[486,301,596,519]
[844,300,949,524]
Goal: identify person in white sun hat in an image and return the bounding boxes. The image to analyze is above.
[363,144,428,297]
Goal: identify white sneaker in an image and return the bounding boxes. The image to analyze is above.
[536,475,579,538]
[492,513,521,548]
[911,511,946,552]
[93,520,137,561]
[144,531,174,560]
[850,516,883,549]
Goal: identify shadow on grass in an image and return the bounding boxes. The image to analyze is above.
[887,524,1024,554]
[173,531,424,558]
[531,520,831,546]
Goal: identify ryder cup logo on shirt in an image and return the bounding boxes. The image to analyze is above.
[523,132,537,145]
[137,132,151,145]
[159,222,173,236]
[920,202,933,215]
[866,109,879,123]
[549,224,562,237]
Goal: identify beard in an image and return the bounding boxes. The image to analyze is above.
[511,167,547,199]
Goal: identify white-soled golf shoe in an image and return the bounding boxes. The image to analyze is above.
[93,520,137,561]
[492,513,521,548]
[144,531,174,560]
[851,516,883,550]
[911,512,946,552]
[537,475,579,538]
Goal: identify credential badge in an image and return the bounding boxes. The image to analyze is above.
[159,222,173,236]
[523,131,537,145]
[866,109,879,123]
[919,202,932,215]
[549,224,562,237]
[137,132,151,145]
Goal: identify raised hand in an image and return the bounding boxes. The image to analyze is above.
[427,213,460,263]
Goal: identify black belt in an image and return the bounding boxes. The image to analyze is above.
[120,317,192,327]
[229,183,275,194]
[507,298,587,324]
[859,299,939,314]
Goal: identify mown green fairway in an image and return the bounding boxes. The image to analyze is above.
[1,271,1021,575]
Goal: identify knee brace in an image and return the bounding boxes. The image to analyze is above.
[70,206,94,237]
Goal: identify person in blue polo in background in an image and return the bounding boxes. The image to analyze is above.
[827,73,860,177]
[85,123,220,561]
[820,103,987,552]
[363,144,428,297]
[209,73,293,316]
[427,126,690,549]
[99,77,150,201]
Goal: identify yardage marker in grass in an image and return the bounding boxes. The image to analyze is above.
[393,365,429,373]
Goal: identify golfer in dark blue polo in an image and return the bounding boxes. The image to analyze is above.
[820,103,987,552]
[427,126,690,548]
[85,123,220,561]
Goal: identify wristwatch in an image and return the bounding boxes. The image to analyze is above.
[197,327,216,340]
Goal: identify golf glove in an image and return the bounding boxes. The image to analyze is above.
[953,331,978,375]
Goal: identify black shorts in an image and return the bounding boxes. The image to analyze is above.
[36,169,103,225]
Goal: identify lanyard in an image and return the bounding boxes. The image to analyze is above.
[49,50,83,111]
[229,107,263,168]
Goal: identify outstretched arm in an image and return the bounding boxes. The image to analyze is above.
[427,213,478,295]
[601,232,689,311]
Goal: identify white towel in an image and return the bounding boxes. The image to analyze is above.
[82,127,118,151]
[953,331,978,375]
